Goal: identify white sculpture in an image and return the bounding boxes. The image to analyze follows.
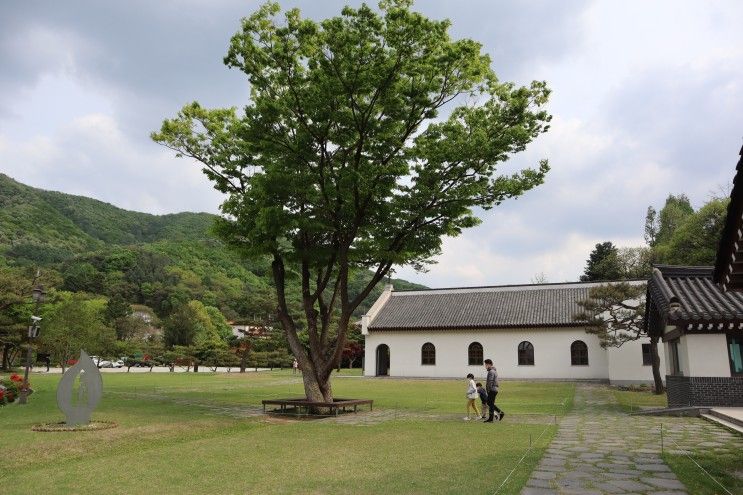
[56,350,103,426]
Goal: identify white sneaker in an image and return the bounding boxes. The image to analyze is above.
[463,417,470,421]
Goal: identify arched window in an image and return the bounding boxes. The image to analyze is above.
[468,342,483,366]
[518,341,534,365]
[571,340,589,366]
[421,343,436,365]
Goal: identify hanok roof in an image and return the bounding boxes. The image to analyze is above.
[646,265,743,335]
[367,281,639,331]
[713,145,743,291]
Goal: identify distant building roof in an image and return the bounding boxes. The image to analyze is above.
[646,265,743,335]
[367,280,643,331]
[713,144,743,291]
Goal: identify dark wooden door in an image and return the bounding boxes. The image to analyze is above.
[376,344,390,376]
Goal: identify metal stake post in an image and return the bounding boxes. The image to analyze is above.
[18,284,44,405]
[18,341,34,404]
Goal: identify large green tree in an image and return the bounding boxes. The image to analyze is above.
[580,241,621,281]
[644,194,694,248]
[0,267,57,370]
[163,300,228,348]
[153,1,551,401]
[39,293,116,371]
[654,198,728,265]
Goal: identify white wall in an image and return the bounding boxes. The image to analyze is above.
[607,337,666,385]
[683,333,731,377]
[364,328,609,380]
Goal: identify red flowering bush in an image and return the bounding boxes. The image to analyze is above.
[0,377,21,405]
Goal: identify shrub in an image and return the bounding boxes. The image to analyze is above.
[0,377,22,405]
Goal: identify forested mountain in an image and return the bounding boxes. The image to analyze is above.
[0,173,216,262]
[0,173,425,321]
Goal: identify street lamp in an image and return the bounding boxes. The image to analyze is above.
[18,284,45,405]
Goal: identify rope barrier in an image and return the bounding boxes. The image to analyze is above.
[662,424,734,495]
[492,420,553,495]
[491,397,570,495]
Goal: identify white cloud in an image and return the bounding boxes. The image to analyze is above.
[397,231,645,288]
[1,0,742,289]
[0,111,224,214]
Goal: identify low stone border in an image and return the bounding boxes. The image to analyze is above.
[32,421,118,432]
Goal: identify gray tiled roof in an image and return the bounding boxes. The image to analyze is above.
[368,282,615,330]
[648,265,743,329]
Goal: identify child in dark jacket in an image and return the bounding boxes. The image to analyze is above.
[476,382,488,419]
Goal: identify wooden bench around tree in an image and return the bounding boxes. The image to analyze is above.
[262,398,373,416]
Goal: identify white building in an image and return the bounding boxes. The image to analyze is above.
[646,265,743,406]
[361,281,663,385]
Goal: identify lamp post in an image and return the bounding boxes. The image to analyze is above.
[18,284,45,405]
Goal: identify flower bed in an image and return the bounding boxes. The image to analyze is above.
[0,374,25,406]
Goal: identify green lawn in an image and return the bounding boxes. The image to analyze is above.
[612,388,667,412]
[663,449,743,495]
[0,371,572,495]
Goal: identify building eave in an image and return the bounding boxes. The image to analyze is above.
[713,144,743,291]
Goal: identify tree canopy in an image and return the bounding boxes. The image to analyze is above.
[580,242,620,281]
[152,0,551,401]
[644,194,694,248]
[40,293,116,372]
[652,197,728,265]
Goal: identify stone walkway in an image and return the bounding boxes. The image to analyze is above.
[522,384,743,495]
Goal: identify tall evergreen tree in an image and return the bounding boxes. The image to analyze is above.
[574,282,664,394]
[580,242,620,281]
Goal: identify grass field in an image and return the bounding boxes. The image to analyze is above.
[0,371,573,495]
[611,388,667,412]
[663,449,743,495]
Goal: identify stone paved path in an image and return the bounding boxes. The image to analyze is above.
[522,384,743,495]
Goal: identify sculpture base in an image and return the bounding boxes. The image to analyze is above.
[32,421,117,432]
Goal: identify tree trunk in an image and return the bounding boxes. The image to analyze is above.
[650,335,665,394]
[240,353,247,373]
[270,252,386,407]
[301,368,333,404]
[1,343,10,371]
[8,347,20,368]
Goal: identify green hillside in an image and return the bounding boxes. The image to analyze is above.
[0,173,216,263]
[0,174,425,319]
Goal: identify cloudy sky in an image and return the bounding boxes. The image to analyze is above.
[1,1,742,287]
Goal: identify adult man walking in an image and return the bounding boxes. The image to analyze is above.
[483,359,505,422]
